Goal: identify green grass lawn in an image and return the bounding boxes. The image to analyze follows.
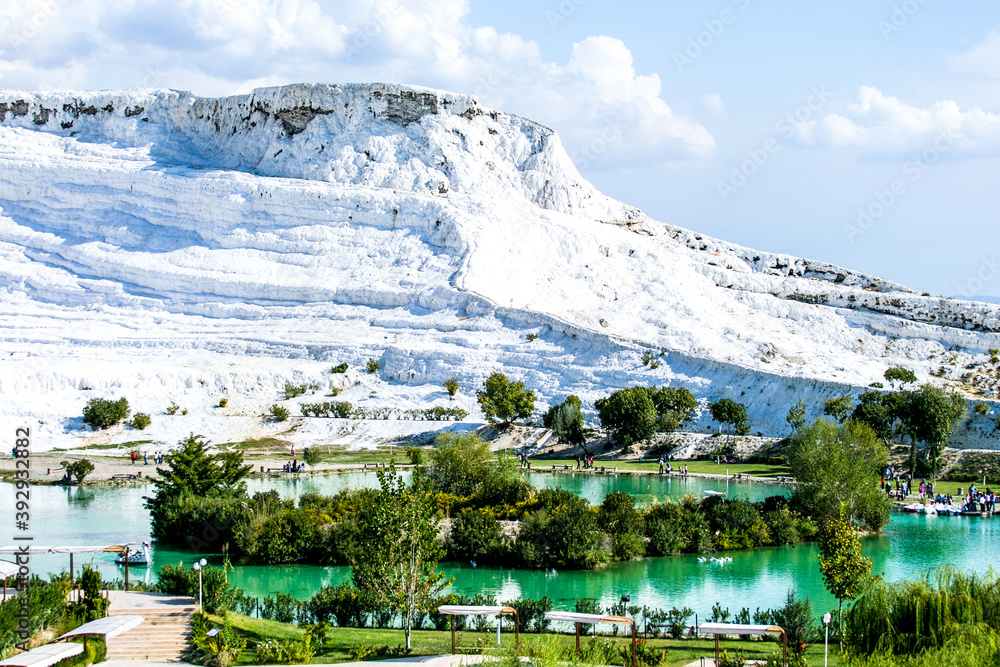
[529,458,793,479]
[220,614,846,666]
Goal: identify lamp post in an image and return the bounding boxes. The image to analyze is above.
[982,469,986,486]
[823,612,832,667]
[193,558,207,610]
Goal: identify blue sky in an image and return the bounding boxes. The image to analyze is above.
[2,0,1000,297]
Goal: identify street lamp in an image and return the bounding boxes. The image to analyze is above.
[823,612,832,667]
[193,558,207,610]
[981,469,986,486]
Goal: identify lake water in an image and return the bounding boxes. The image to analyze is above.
[3,471,995,619]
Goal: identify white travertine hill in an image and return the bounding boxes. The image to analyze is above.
[0,82,998,450]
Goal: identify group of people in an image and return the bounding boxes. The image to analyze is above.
[960,484,996,513]
[657,457,689,476]
[283,460,306,473]
[130,451,164,465]
[576,456,597,469]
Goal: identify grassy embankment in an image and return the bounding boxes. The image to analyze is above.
[220,613,845,666]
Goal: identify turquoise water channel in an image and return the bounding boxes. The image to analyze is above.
[3,471,995,619]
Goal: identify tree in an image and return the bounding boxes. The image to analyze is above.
[708,399,750,444]
[144,434,253,539]
[82,397,130,430]
[542,396,586,448]
[476,373,536,425]
[897,384,967,479]
[427,431,496,497]
[818,507,873,650]
[786,400,807,433]
[60,459,95,484]
[595,387,658,446]
[850,391,902,441]
[823,395,854,423]
[303,447,322,470]
[649,386,698,432]
[884,366,917,390]
[787,419,890,530]
[350,467,451,649]
[442,378,460,399]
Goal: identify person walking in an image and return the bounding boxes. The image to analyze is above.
[130,451,136,465]
[143,452,148,465]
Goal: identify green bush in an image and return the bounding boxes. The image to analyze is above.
[975,402,990,415]
[301,401,353,418]
[406,447,423,465]
[525,333,539,342]
[156,563,241,614]
[252,636,313,665]
[501,596,553,633]
[331,363,349,374]
[443,378,460,397]
[131,412,151,430]
[269,404,290,422]
[218,398,228,408]
[82,397,130,430]
[60,459,95,484]
[448,508,507,564]
[167,403,180,415]
[283,383,309,400]
[365,358,381,374]
[309,583,367,628]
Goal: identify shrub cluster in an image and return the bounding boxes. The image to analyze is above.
[82,397,130,430]
[300,402,467,421]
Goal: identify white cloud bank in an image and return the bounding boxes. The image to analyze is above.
[0,0,714,167]
[812,86,1000,153]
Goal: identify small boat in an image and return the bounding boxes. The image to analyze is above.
[901,503,934,514]
[115,542,151,566]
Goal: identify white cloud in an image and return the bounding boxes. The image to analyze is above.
[814,86,1000,153]
[0,0,714,166]
[702,93,726,117]
[951,29,1000,78]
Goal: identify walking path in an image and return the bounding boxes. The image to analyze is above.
[104,591,196,661]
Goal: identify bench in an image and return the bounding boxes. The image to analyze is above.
[551,464,573,471]
[110,473,141,481]
[597,466,617,473]
[775,475,794,484]
[363,462,389,469]
[732,473,748,481]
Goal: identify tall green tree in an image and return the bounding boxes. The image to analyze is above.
[428,431,497,497]
[786,400,807,433]
[542,396,587,448]
[708,398,750,444]
[823,395,854,423]
[897,384,967,479]
[787,419,890,530]
[144,434,252,539]
[818,507,873,650]
[476,373,536,425]
[850,391,903,441]
[595,387,658,446]
[350,467,451,649]
[649,386,698,432]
